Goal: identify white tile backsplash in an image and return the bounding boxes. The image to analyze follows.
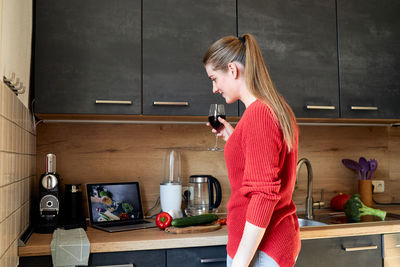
[0,83,35,264]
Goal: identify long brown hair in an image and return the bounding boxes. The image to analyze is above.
[203,34,297,151]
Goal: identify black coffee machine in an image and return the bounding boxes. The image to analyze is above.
[35,154,62,233]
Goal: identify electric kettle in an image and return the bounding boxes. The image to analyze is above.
[185,175,222,216]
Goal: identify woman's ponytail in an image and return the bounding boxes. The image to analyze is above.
[240,34,297,151]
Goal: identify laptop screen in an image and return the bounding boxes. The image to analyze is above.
[86,182,144,224]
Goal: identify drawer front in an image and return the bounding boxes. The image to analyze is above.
[90,250,165,267]
[167,246,226,267]
[296,235,382,267]
[384,233,400,257]
[19,256,52,267]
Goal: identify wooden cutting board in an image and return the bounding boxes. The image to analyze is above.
[165,223,221,234]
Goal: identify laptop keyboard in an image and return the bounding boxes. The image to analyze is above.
[102,220,150,227]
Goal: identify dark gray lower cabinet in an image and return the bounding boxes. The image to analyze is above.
[18,256,53,267]
[18,246,226,267]
[167,246,227,267]
[19,237,383,267]
[18,250,165,267]
[90,250,165,267]
[295,235,382,267]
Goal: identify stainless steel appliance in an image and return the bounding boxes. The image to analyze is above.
[185,175,222,216]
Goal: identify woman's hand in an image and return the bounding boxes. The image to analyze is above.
[207,117,234,141]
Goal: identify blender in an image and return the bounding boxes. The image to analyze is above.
[160,150,183,218]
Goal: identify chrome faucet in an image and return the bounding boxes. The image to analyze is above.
[296,158,314,220]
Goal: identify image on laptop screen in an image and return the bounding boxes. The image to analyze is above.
[87,183,143,222]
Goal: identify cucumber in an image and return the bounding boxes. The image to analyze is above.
[171,214,219,227]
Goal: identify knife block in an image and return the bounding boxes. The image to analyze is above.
[358,180,373,207]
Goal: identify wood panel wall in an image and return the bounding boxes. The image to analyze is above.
[36,122,400,217]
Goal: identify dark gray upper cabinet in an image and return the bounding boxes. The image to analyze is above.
[338,0,400,119]
[34,0,141,115]
[143,0,238,116]
[238,0,339,118]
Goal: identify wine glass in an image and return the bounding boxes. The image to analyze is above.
[208,104,226,151]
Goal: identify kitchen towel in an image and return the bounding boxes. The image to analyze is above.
[50,228,90,267]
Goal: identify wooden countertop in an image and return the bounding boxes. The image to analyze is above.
[19,225,229,257]
[19,207,400,257]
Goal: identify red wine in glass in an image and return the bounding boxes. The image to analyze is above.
[208,115,226,130]
[208,104,225,151]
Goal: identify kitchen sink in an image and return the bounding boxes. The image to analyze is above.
[296,210,400,227]
[314,211,400,224]
[298,218,328,227]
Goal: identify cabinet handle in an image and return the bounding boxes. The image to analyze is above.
[95,100,132,105]
[350,106,378,111]
[153,101,189,106]
[200,257,226,263]
[395,244,400,248]
[306,105,336,110]
[343,245,377,252]
[90,264,134,267]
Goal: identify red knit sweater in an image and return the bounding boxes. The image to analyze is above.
[224,100,300,267]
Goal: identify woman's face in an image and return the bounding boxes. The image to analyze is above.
[205,63,241,104]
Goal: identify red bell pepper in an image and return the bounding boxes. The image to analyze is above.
[156,212,172,230]
[330,193,351,211]
[216,218,227,225]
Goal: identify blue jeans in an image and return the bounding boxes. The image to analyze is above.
[226,250,280,267]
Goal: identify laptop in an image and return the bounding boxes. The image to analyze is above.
[86,182,156,232]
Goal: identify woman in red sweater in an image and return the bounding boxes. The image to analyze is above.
[203,34,300,267]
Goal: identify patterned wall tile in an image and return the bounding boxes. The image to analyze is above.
[0,83,36,263]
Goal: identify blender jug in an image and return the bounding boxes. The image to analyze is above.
[160,150,182,218]
[186,175,222,216]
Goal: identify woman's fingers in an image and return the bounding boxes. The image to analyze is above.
[207,117,233,141]
[218,117,234,131]
[218,116,228,125]
[217,117,234,140]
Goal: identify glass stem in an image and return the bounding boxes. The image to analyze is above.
[215,134,219,148]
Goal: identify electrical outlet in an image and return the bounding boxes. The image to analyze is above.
[372,180,385,193]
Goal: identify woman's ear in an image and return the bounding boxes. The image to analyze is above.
[227,62,239,79]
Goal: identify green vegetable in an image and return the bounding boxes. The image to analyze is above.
[344,194,386,222]
[98,212,110,221]
[122,202,133,213]
[99,191,110,198]
[171,214,219,227]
